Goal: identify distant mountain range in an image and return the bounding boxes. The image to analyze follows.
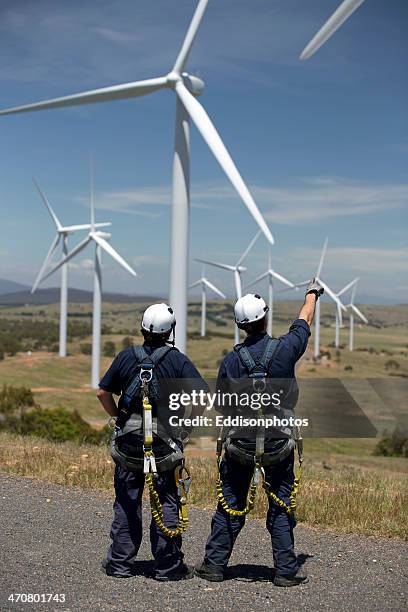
[0,280,158,305]
[0,279,30,295]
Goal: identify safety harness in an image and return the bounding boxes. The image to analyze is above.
[216,337,303,516]
[111,345,191,538]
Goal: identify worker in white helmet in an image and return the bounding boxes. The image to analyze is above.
[195,280,323,587]
[97,303,208,581]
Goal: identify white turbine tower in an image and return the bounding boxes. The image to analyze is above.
[300,0,366,60]
[244,247,294,337]
[41,174,137,388]
[0,0,274,354]
[31,179,111,358]
[196,230,261,344]
[189,265,226,337]
[337,277,368,351]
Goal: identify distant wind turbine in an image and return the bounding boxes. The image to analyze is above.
[300,0,366,60]
[31,178,110,358]
[189,265,226,337]
[41,169,137,388]
[334,277,359,348]
[244,247,294,336]
[196,230,261,344]
[337,277,368,351]
[0,0,274,353]
[283,238,346,358]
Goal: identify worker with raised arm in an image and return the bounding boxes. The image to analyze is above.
[195,279,323,587]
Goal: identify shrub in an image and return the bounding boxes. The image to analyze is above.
[385,359,400,371]
[374,430,408,458]
[122,336,134,349]
[344,365,353,371]
[80,343,92,355]
[18,407,109,445]
[0,384,36,417]
[103,341,116,357]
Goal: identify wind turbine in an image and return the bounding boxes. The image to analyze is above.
[281,239,346,359]
[300,0,366,60]
[196,230,261,344]
[333,277,359,348]
[41,172,137,388]
[189,265,226,337]
[0,0,274,354]
[244,247,294,337]
[337,277,368,351]
[31,178,111,358]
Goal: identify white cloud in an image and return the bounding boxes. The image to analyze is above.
[73,177,408,225]
[68,258,94,271]
[257,178,408,225]
[131,254,165,268]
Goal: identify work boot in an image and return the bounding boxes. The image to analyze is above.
[154,564,194,582]
[101,560,134,579]
[194,561,224,582]
[273,569,308,587]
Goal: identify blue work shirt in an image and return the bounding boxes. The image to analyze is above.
[99,342,208,419]
[217,319,310,413]
[218,319,310,380]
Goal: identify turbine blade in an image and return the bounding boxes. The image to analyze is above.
[317,277,347,312]
[300,0,365,60]
[278,280,309,293]
[188,279,202,289]
[31,234,60,293]
[350,280,358,305]
[236,230,261,267]
[203,278,226,299]
[90,156,95,229]
[173,0,209,74]
[41,236,92,281]
[61,222,112,232]
[270,270,295,288]
[337,303,344,327]
[243,271,269,290]
[337,276,359,298]
[351,304,368,324]
[0,77,168,116]
[33,178,62,230]
[316,237,328,278]
[91,234,137,277]
[195,258,236,272]
[176,82,274,245]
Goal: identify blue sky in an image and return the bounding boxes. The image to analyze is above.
[0,0,407,303]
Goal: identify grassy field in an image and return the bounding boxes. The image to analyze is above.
[0,300,407,425]
[0,432,406,539]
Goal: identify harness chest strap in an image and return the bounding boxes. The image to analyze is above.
[138,348,191,538]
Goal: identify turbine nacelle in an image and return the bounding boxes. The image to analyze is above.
[166,71,205,96]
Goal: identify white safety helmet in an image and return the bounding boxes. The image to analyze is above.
[234,293,269,328]
[141,303,176,336]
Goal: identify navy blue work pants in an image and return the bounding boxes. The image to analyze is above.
[204,450,298,577]
[106,466,184,577]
